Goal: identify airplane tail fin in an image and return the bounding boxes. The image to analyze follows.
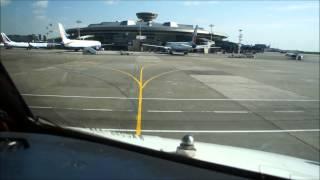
[1,32,12,44]
[58,23,70,44]
[191,25,198,44]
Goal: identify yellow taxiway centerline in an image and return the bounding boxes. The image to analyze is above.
[97,64,180,136]
[135,66,144,136]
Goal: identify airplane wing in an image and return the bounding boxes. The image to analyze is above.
[102,43,114,46]
[285,53,295,57]
[142,44,170,50]
[194,46,220,50]
[179,44,192,48]
[198,38,212,42]
[76,35,94,40]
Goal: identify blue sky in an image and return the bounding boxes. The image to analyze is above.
[0,0,319,51]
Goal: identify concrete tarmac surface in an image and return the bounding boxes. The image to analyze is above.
[1,48,319,161]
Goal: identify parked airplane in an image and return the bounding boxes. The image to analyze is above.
[76,35,94,40]
[142,25,219,55]
[1,32,30,49]
[58,23,102,51]
[285,51,303,60]
[142,25,198,55]
[0,32,51,49]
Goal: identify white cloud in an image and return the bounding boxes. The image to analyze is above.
[32,0,48,20]
[183,1,200,6]
[183,1,219,6]
[207,1,220,4]
[285,4,316,10]
[273,3,319,11]
[0,0,11,6]
[35,15,47,20]
[32,9,45,15]
[104,0,118,5]
[33,0,48,9]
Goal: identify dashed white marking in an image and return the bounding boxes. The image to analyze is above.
[29,106,53,109]
[29,106,308,114]
[29,106,132,112]
[76,128,320,133]
[199,111,216,113]
[34,66,56,71]
[213,111,249,114]
[68,108,113,112]
[273,110,305,113]
[23,94,136,100]
[148,110,250,114]
[61,72,68,83]
[21,94,319,102]
[82,108,112,112]
[148,110,183,113]
[12,67,57,76]
[12,72,28,76]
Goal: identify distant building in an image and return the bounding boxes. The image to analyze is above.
[66,12,228,50]
[253,44,268,52]
[215,40,238,53]
[7,34,38,42]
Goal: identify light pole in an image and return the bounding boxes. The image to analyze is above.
[49,30,54,43]
[209,24,214,41]
[238,29,243,54]
[136,19,142,38]
[76,20,82,38]
[45,23,53,42]
[136,19,143,51]
[140,23,142,37]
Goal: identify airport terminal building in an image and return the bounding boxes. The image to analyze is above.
[66,12,228,51]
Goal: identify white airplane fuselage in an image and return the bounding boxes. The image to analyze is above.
[5,41,49,49]
[1,32,49,49]
[29,42,48,48]
[165,42,194,53]
[58,23,102,50]
[63,39,101,49]
[5,41,30,48]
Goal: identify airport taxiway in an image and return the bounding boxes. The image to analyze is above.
[1,48,319,161]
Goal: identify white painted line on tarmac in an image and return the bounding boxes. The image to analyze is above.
[273,110,305,113]
[21,94,320,102]
[29,106,133,112]
[148,110,183,113]
[142,98,320,102]
[29,106,309,114]
[29,106,54,109]
[79,108,113,112]
[12,72,28,76]
[213,111,249,114]
[22,93,136,100]
[80,128,320,133]
[34,66,56,71]
[148,110,250,114]
[199,111,216,113]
